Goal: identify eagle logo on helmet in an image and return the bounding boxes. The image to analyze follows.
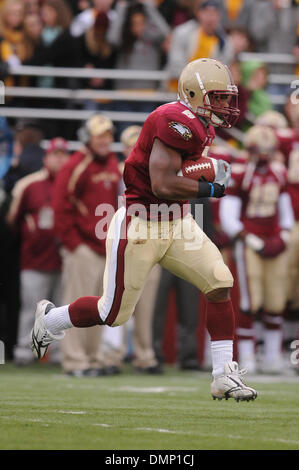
[168,121,193,141]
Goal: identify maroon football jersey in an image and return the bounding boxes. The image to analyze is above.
[123,101,215,218]
[276,128,299,221]
[227,160,287,238]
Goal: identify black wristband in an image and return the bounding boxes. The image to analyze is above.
[197,182,211,198]
[197,182,225,198]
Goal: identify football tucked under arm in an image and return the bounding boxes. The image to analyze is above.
[177,156,218,181]
[177,156,231,198]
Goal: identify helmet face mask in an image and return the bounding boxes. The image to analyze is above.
[249,146,275,164]
[178,58,240,129]
[201,89,240,128]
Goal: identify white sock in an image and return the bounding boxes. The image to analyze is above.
[211,340,233,378]
[44,305,73,335]
[263,329,283,363]
[238,339,255,360]
[238,339,256,371]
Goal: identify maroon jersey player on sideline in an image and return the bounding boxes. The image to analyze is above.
[220,125,294,374]
[30,58,257,401]
[275,106,299,349]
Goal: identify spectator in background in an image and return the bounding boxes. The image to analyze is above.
[53,114,123,377]
[0,118,19,361]
[77,9,116,112]
[107,0,170,136]
[152,268,200,371]
[4,119,45,192]
[0,0,30,85]
[165,0,243,92]
[241,61,272,118]
[249,0,298,57]
[219,0,255,32]
[70,0,115,38]
[248,0,298,99]
[119,125,162,374]
[157,0,195,28]
[0,116,13,180]
[23,12,43,63]
[33,0,73,88]
[23,1,78,137]
[66,0,91,17]
[0,0,26,62]
[23,0,40,15]
[6,138,70,365]
[23,0,77,82]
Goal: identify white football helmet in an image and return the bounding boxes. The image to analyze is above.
[178,58,240,128]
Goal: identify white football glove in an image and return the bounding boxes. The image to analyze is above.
[245,233,265,252]
[214,159,231,189]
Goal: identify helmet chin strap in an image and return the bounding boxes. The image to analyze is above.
[211,113,224,127]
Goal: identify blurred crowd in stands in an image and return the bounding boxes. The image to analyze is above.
[0,0,299,376]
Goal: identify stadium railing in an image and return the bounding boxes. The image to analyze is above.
[0,52,297,150]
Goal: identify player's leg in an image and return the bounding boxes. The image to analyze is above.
[160,213,235,379]
[262,251,289,373]
[15,270,53,364]
[284,223,299,350]
[132,264,162,372]
[235,242,264,373]
[57,246,105,375]
[160,213,257,401]
[30,208,162,359]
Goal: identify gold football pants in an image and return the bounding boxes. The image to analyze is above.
[98,207,233,326]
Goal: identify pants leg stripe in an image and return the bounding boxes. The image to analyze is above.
[235,240,251,312]
[99,207,128,324]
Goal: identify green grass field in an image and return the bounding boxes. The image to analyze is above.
[0,362,299,450]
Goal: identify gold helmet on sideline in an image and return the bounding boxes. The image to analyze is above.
[244,125,278,159]
[120,125,142,147]
[78,114,114,144]
[256,110,288,129]
[178,58,240,128]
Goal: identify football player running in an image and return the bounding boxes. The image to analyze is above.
[30,58,257,402]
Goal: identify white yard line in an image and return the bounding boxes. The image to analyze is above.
[136,427,181,435]
[134,428,299,446]
[118,386,198,393]
[92,423,113,427]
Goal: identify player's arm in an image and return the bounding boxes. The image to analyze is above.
[219,194,244,239]
[149,138,224,200]
[6,180,27,228]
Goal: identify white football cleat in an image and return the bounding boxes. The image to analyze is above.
[30,300,65,359]
[211,361,257,402]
